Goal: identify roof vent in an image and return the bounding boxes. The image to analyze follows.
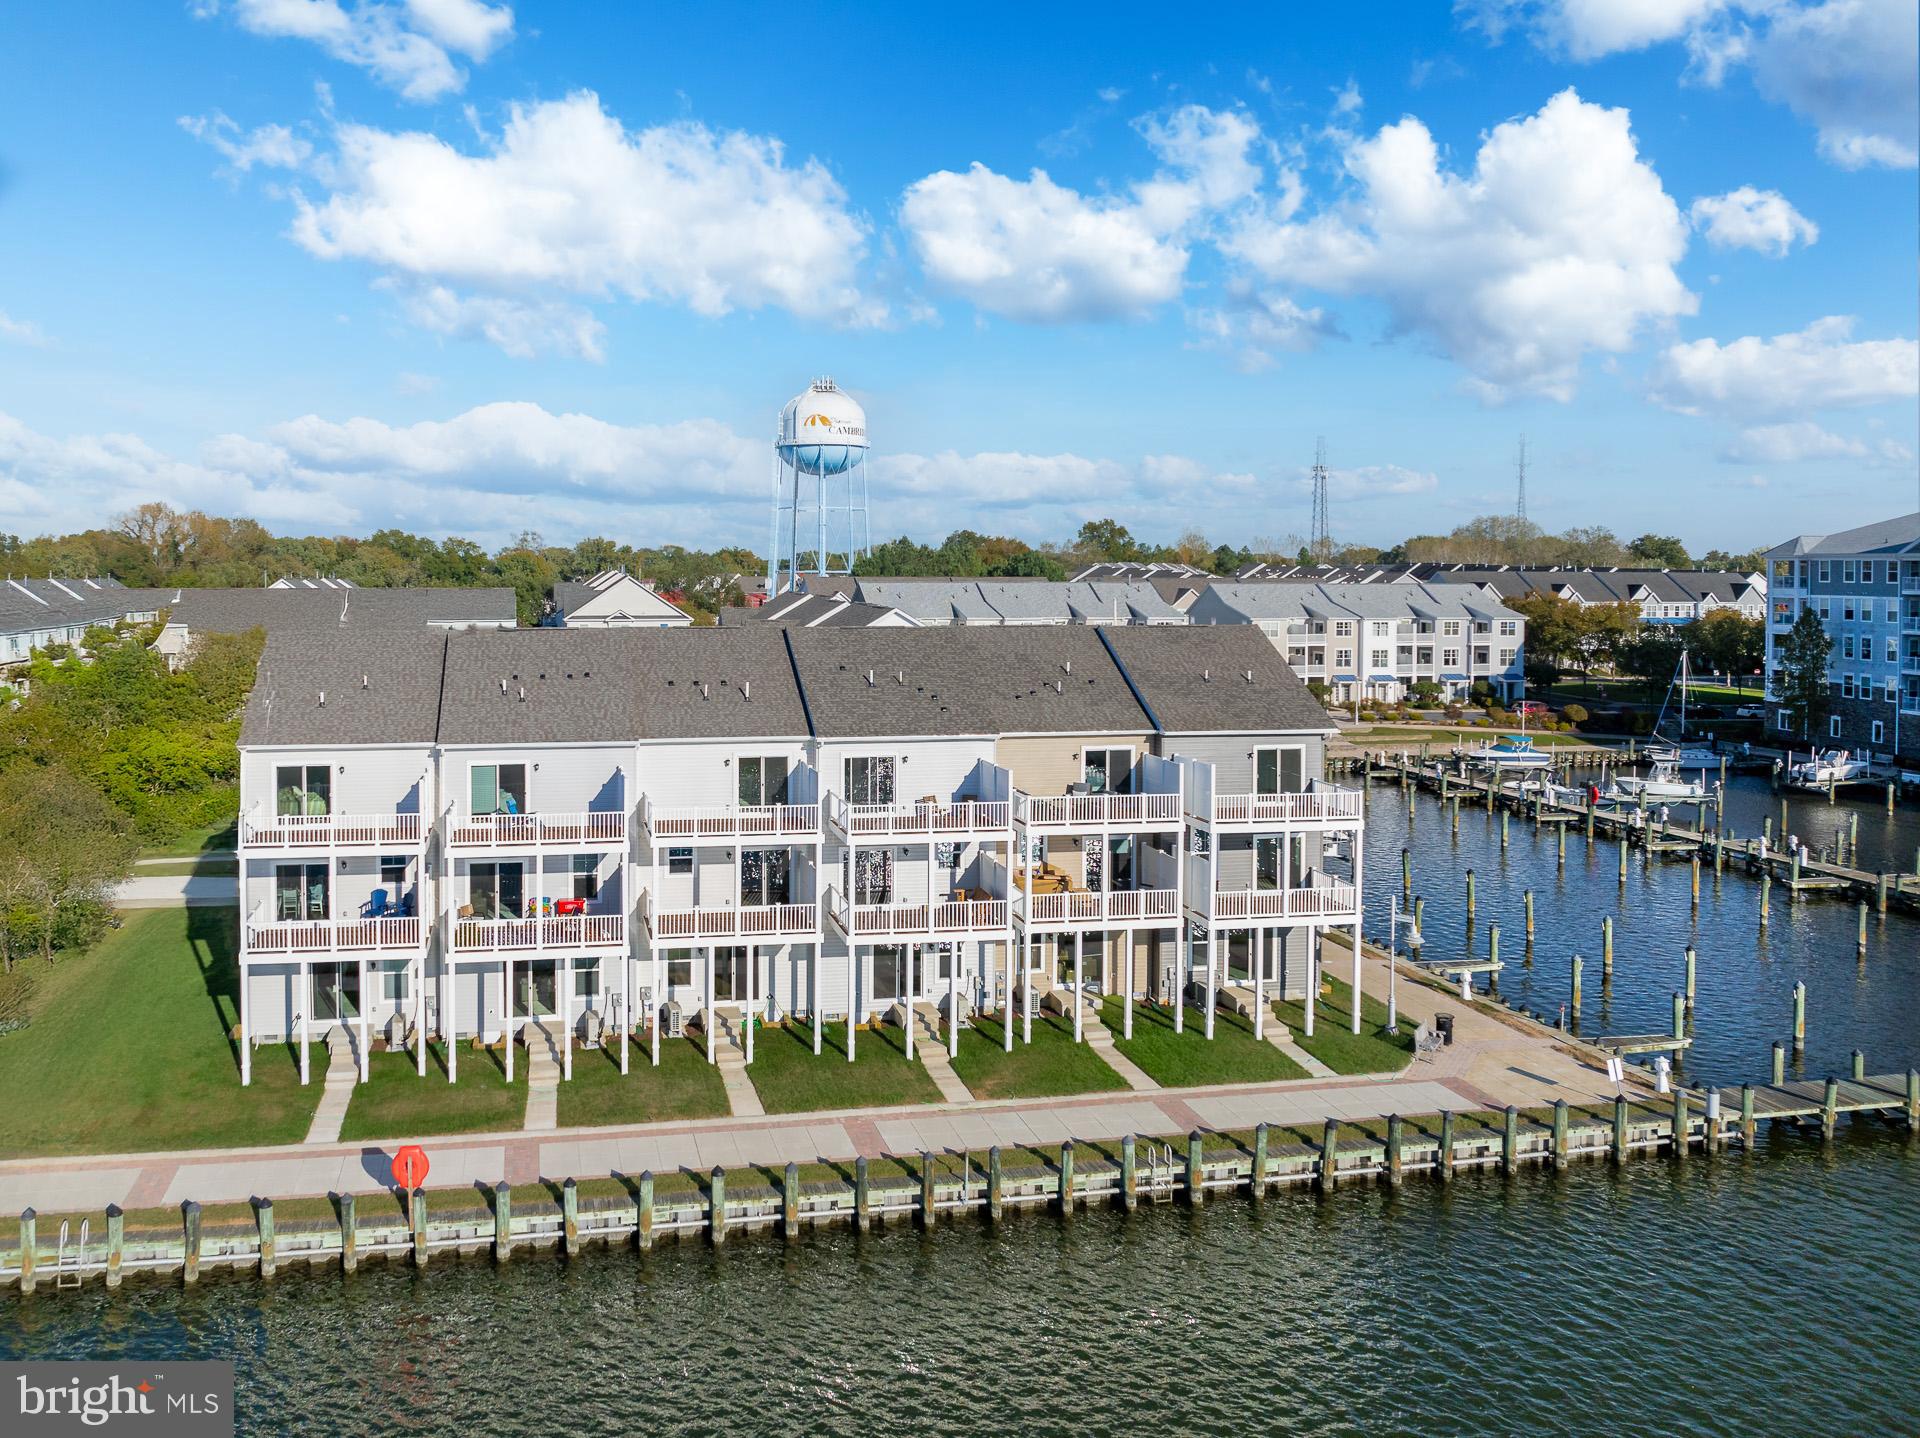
[866,670,875,687]
[1203,669,1211,682]
[1244,669,1254,682]
[318,690,325,706]
[518,686,526,702]
[1063,660,1072,674]
[500,679,507,694]
[896,669,905,684]
[742,681,751,701]
[362,674,369,689]
[701,682,710,700]
[1054,679,1063,694]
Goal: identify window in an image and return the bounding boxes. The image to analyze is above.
[852,849,893,905]
[1843,599,1855,620]
[1818,561,1830,583]
[571,853,600,900]
[1843,561,1856,582]
[469,762,527,816]
[667,847,692,875]
[1083,747,1134,793]
[1255,746,1305,795]
[1889,602,1900,623]
[740,849,790,905]
[275,764,331,817]
[1829,715,1842,739]
[1818,599,1831,620]
[1889,639,1900,664]
[1499,621,1518,636]
[1256,836,1282,890]
[381,855,408,889]
[1862,561,1875,583]
[468,861,523,919]
[844,754,897,806]
[1333,621,1353,637]
[382,965,408,1004]
[1841,674,1854,698]
[1474,647,1491,665]
[666,950,694,989]
[1443,648,1461,667]
[1778,711,1792,732]
[274,863,329,921]
[737,755,789,807]
[1334,649,1353,668]
[1500,648,1518,666]
[1370,649,1389,669]
[1871,720,1886,745]
[574,957,601,999]
[1844,636,1855,658]
[1442,621,1461,636]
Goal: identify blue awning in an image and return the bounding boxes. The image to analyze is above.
[1368,673,1396,681]
[1442,673,1469,681]
[1333,674,1357,682]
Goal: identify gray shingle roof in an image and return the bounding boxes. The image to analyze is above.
[241,630,448,746]
[1099,625,1332,734]
[166,586,517,637]
[787,627,1151,737]
[626,628,810,740]
[437,629,642,745]
[1771,512,1920,557]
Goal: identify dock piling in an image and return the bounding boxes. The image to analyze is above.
[854,1157,870,1232]
[709,1167,727,1245]
[1672,1089,1690,1157]
[1401,847,1411,900]
[410,1188,426,1268]
[926,1151,941,1227]
[1317,1120,1337,1192]
[1690,855,1700,907]
[988,1147,1003,1220]
[1672,991,1686,1043]
[1612,1095,1628,1163]
[1501,1106,1518,1175]
[1792,981,1806,1053]
[1822,1077,1839,1141]
[1772,1041,1786,1086]
[784,1163,800,1239]
[181,1200,200,1286]
[1386,1114,1403,1186]
[493,1182,511,1261]
[1857,902,1868,956]
[256,1198,275,1278]
[1602,917,1613,981]
[1851,1050,1865,1082]
[1057,1143,1074,1214]
[1570,954,1582,1015]
[1552,1101,1569,1170]
[1465,868,1476,918]
[1252,1123,1269,1197]
[1121,1134,1138,1211]
[1740,1085,1755,1147]
[105,1205,123,1289]
[638,1171,655,1250]
[1759,873,1771,927]
[1188,1131,1206,1204]
[1684,947,1696,1013]
[1439,1110,1455,1180]
[562,1178,579,1257]
[1524,889,1535,939]
[1906,1071,1919,1129]
[18,1209,34,1295]
[340,1192,356,1273]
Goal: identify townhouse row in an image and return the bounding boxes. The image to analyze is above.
[234,623,1365,1085]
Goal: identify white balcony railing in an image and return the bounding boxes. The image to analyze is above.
[1204,783,1362,826]
[1020,887,1178,927]
[451,913,627,951]
[830,795,1011,837]
[241,812,423,848]
[641,796,820,841]
[447,811,628,847]
[829,886,1008,937]
[1207,882,1360,922]
[644,896,819,942]
[1014,791,1181,829]
[244,914,423,953]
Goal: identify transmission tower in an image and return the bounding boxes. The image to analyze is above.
[1310,436,1331,561]
[1514,435,1529,523]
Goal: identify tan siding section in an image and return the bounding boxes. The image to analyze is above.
[995,732,1154,796]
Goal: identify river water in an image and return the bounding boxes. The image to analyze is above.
[6,783,1919,1435]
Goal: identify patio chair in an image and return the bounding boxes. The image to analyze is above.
[363,888,389,918]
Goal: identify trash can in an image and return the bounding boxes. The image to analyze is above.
[1435,1012,1455,1046]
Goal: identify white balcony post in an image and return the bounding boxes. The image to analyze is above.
[848,945,859,1063]
[619,952,630,1075]
[1002,937,1014,1054]
[1174,924,1187,1033]
[904,943,915,1061]
[1122,928,1134,1039]
[947,945,959,1058]
[1253,928,1265,1040]
[358,956,370,1082]
[1021,928,1033,1046]
[505,957,515,1083]
[1204,931,1217,1040]
[705,948,715,1064]
[1072,932,1083,1043]
[1350,815,1365,1036]
[414,951,426,1078]
[239,955,253,1086]
[562,953,573,1082]
[1350,924,1363,1036]
[812,944,823,1056]
[298,957,310,1085]
[745,945,756,1065]
[650,949,662,1067]
[1303,942,1317,1038]
[448,959,459,1084]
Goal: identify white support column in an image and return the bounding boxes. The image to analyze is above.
[848,945,859,1063]
[1303,940,1317,1038]
[561,953,573,1082]
[504,957,515,1083]
[745,944,756,1065]
[1174,924,1187,1033]
[705,948,716,1063]
[1021,929,1033,1045]
[947,944,959,1058]
[448,960,459,1083]
[619,951,630,1075]
[1100,930,1110,998]
[1002,937,1014,1053]
[239,957,253,1086]
[1204,931,1217,1039]
[812,944,823,1056]
[414,950,426,1078]
[904,944,915,1061]
[1253,928,1265,1040]
[1072,932,1084,1043]
[1122,929,1134,1040]
[1350,924,1363,1035]
[298,958,310,1085]
[650,948,661,1067]
[358,956,370,1082]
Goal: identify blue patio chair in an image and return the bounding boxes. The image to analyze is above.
[364,888,389,918]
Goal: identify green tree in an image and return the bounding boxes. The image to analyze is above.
[1627,533,1692,569]
[1775,608,1833,738]
[1074,518,1140,562]
[1691,609,1765,688]
[1507,592,1590,677]
[0,764,135,971]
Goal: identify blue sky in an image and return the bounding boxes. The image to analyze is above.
[1,0,1915,555]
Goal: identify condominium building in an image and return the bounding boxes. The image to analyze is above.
[1182,582,1526,703]
[0,577,166,668]
[1762,513,1920,765]
[232,623,1363,1085]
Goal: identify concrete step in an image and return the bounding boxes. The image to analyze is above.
[522,1020,561,1132]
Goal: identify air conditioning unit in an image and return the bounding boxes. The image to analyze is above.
[664,999,685,1039]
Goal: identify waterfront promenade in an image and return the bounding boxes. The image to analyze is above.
[0,952,1631,1214]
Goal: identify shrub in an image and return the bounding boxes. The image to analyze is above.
[1562,703,1589,725]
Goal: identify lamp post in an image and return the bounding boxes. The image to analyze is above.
[1388,893,1422,1034]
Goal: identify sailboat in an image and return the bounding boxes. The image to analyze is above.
[1643,650,1717,770]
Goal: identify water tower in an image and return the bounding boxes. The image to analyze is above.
[766,377,871,597]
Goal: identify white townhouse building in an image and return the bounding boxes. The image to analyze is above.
[1184,581,1525,704]
[1422,566,1767,625]
[231,623,1366,1085]
[851,579,1189,627]
[1762,512,1920,767]
[153,585,518,663]
[543,569,693,627]
[0,576,166,669]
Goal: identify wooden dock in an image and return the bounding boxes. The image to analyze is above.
[1594,1033,1693,1056]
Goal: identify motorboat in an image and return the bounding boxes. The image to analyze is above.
[1608,759,1714,803]
[1508,774,1587,806]
[1643,742,1720,771]
[1787,749,1874,789]
[1469,735,1554,771]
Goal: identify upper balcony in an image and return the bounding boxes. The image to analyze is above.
[826,792,1010,841]
[450,911,628,952]
[243,908,425,956]
[1192,778,1363,830]
[240,809,424,850]
[1014,789,1181,833]
[641,794,821,844]
[1190,875,1360,926]
[826,886,1008,940]
[1016,886,1179,931]
[642,891,819,943]
[446,809,628,850]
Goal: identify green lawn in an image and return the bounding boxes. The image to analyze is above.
[0,907,322,1158]
[140,819,237,859]
[338,1042,528,1141]
[556,1033,731,1127]
[1098,998,1307,1088]
[948,1011,1129,1099]
[1270,975,1415,1076]
[746,1020,945,1114]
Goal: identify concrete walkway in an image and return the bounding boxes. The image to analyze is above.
[0,948,1644,1214]
[523,1024,560,1132]
[302,1031,357,1146]
[1265,1023,1335,1078]
[111,874,236,909]
[909,1004,975,1104]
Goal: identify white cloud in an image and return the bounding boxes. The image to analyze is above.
[179,111,312,172]
[1225,88,1694,400]
[278,92,880,348]
[900,105,1261,322]
[1651,315,1919,416]
[0,310,47,347]
[1721,420,1914,463]
[1689,186,1818,255]
[1297,463,1440,497]
[1187,279,1341,371]
[1458,1,1918,169]
[206,0,514,102]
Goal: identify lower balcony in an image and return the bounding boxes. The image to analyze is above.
[643,896,819,942]
[1198,881,1359,924]
[244,914,424,954]
[1018,887,1179,930]
[829,887,1008,939]
[451,913,627,951]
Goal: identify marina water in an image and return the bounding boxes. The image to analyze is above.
[6,780,1919,1435]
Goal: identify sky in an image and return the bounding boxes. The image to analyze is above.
[0,0,1916,557]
